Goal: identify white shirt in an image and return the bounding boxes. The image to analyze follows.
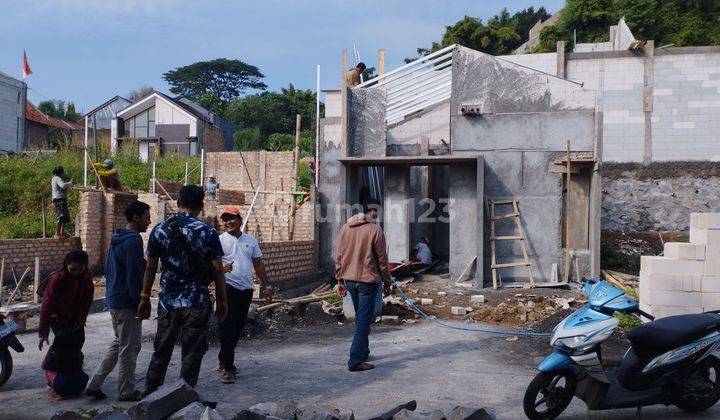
[415,242,433,265]
[219,231,262,290]
[52,175,72,200]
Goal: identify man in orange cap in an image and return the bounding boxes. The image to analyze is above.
[216,206,272,384]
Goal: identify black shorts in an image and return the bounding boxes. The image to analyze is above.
[53,198,70,224]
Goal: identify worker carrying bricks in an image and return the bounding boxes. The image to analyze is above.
[51,166,74,238]
[335,198,391,372]
[346,62,366,87]
[217,206,272,384]
[92,159,122,190]
[137,185,228,394]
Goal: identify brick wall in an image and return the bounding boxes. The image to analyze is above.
[0,237,81,281]
[204,151,295,196]
[203,124,225,152]
[78,189,138,271]
[216,189,245,205]
[216,194,314,242]
[150,179,183,199]
[257,240,317,284]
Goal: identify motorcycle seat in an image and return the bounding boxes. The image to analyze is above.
[628,313,720,357]
[628,313,720,358]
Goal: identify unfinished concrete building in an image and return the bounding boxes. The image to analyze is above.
[319,44,602,288]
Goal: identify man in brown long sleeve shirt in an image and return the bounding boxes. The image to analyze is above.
[336,199,391,371]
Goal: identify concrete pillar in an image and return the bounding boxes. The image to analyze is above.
[449,158,484,286]
[384,165,410,263]
[556,41,566,78]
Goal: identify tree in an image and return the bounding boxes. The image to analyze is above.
[408,7,550,60]
[266,133,295,151]
[224,83,323,142]
[233,127,262,151]
[38,100,80,122]
[163,58,267,104]
[128,85,154,103]
[537,0,720,52]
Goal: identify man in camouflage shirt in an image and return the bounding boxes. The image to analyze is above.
[138,185,228,394]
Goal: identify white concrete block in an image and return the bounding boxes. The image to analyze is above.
[437,291,447,297]
[420,298,433,305]
[470,295,485,304]
[691,213,720,229]
[451,306,467,315]
[647,274,702,292]
[653,305,703,319]
[646,290,701,307]
[704,252,720,276]
[690,228,720,245]
[702,276,720,293]
[664,242,706,261]
[640,256,704,276]
[702,292,720,310]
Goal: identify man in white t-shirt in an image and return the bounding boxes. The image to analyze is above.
[217,206,272,384]
[412,236,433,267]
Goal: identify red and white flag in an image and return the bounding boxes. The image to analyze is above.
[22,50,33,79]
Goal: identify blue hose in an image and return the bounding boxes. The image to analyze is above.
[391,278,553,337]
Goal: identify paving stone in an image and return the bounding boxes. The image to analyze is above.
[128,380,200,420]
[168,402,207,420]
[451,306,467,315]
[442,405,495,420]
[294,402,354,420]
[91,411,130,420]
[246,400,299,419]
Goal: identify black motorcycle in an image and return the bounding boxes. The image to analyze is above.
[0,313,24,388]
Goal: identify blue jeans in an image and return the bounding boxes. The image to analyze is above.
[345,280,378,369]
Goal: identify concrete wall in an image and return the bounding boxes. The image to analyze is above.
[451,47,598,284]
[0,73,26,152]
[318,117,345,273]
[387,102,449,150]
[347,87,386,157]
[0,237,81,282]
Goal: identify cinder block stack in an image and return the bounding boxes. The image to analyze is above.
[640,213,720,318]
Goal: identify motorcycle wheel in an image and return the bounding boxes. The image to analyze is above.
[0,347,13,389]
[523,370,576,420]
[676,355,720,413]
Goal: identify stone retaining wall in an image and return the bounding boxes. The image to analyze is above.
[601,162,720,232]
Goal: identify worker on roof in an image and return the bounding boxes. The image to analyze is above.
[92,159,122,190]
[346,62,366,87]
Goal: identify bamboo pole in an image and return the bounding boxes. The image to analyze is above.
[151,161,156,194]
[289,115,302,240]
[563,139,572,284]
[6,266,31,305]
[269,190,277,241]
[241,187,261,233]
[0,258,5,308]
[33,257,40,304]
[315,64,320,189]
[41,197,47,238]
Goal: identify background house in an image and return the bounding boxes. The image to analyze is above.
[0,71,27,152]
[111,91,238,161]
[72,95,131,150]
[25,101,83,148]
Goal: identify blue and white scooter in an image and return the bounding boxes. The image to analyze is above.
[524,278,720,419]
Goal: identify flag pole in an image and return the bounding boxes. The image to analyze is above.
[84,116,89,187]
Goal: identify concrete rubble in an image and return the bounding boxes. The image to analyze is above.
[127,380,201,420]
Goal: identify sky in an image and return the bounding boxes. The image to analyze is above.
[1,0,563,113]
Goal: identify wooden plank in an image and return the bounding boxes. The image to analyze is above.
[563,139,572,284]
[491,212,520,221]
[289,114,301,240]
[454,256,477,285]
[490,202,498,289]
[491,235,523,241]
[492,199,516,205]
[6,266,30,305]
[514,200,535,287]
[269,190,277,241]
[378,49,386,85]
[492,261,530,269]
